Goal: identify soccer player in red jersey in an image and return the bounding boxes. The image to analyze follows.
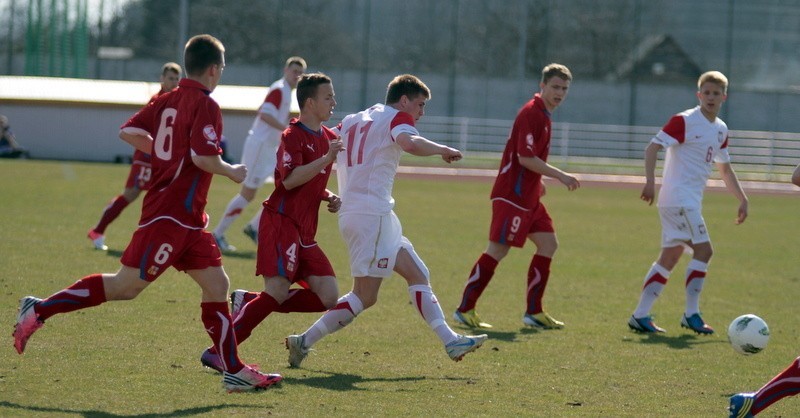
[13,34,281,392]
[454,64,580,330]
[87,62,182,251]
[200,73,344,365]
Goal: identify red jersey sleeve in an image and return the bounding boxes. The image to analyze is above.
[389,112,417,142]
[277,128,304,179]
[190,99,223,157]
[661,115,686,143]
[513,106,545,158]
[265,89,283,109]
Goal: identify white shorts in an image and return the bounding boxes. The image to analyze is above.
[658,206,710,248]
[241,132,279,189]
[339,211,422,278]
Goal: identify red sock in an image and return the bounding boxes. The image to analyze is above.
[457,253,498,312]
[35,274,107,321]
[526,255,552,315]
[276,289,326,313]
[201,302,244,373]
[752,356,800,415]
[231,292,280,345]
[94,195,130,234]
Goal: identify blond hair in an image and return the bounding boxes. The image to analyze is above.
[541,63,572,84]
[698,71,728,94]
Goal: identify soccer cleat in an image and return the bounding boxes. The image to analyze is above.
[87,229,108,251]
[728,392,755,418]
[285,334,311,368]
[681,313,714,335]
[523,312,565,329]
[453,309,493,328]
[13,296,44,354]
[628,315,666,333]
[222,365,282,392]
[446,334,488,362]
[242,224,258,244]
[213,233,236,252]
[200,348,224,373]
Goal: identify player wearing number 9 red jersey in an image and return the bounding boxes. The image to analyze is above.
[87,62,182,251]
[628,71,749,335]
[13,34,281,392]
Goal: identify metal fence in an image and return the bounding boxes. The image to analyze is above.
[405,115,800,182]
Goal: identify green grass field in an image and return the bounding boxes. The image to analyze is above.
[1,159,799,417]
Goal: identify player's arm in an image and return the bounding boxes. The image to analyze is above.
[716,161,749,225]
[323,189,341,213]
[119,127,153,154]
[192,154,247,184]
[395,133,462,163]
[518,156,580,191]
[283,137,345,190]
[258,112,287,132]
[640,141,663,205]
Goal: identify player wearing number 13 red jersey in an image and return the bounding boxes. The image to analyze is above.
[13,35,281,392]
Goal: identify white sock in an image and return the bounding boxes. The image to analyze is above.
[408,284,458,345]
[214,194,249,236]
[303,292,364,348]
[684,259,708,316]
[633,263,671,318]
[247,206,263,231]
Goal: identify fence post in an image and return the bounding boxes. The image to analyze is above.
[560,122,570,168]
[459,117,469,153]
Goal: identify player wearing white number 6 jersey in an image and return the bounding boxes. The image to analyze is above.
[12,35,282,392]
[628,71,748,335]
[285,74,487,367]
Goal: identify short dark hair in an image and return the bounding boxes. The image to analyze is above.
[161,62,182,76]
[296,73,332,109]
[541,63,572,84]
[285,56,307,69]
[184,34,224,76]
[385,74,431,104]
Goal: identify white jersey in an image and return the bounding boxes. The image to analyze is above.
[246,77,293,144]
[653,106,731,209]
[335,103,419,215]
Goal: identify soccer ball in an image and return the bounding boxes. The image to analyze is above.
[727,314,770,355]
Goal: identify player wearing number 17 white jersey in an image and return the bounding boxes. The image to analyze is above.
[628,71,749,336]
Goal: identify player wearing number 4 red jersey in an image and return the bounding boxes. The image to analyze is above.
[284,74,487,368]
[628,71,749,335]
[200,73,344,365]
[13,35,281,392]
[87,62,182,251]
[454,64,580,330]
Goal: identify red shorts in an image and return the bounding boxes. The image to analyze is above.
[121,220,222,282]
[256,210,335,282]
[125,160,153,190]
[488,199,554,247]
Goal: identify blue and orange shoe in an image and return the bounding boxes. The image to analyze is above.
[628,315,666,333]
[681,313,714,335]
[728,392,755,418]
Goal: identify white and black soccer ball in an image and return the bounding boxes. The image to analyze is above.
[727,314,770,355]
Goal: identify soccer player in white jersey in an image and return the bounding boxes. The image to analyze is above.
[628,71,749,335]
[284,74,488,367]
[212,56,306,251]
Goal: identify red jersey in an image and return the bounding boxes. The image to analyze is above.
[490,93,552,209]
[264,119,337,242]
[120,78,223,229]
[131,88,171,163]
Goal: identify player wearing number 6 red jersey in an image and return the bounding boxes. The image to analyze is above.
[284,74,487,367]
[628,71,748,335]
[454,64,580,330]
[13,35,281,392]
[87,62,182,251]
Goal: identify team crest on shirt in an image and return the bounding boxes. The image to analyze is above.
[147,265,160,276]
[377,258,389,269]
[282,150,293,167]
[526,133,534,151]
[203,124,218,142]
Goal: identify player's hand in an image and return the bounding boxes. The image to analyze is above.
[540,181,547,197]
[326,194,342,213]
[735,200,749,225]
[229,164,247,183]
[640,182,655,205]
[441,147,462,163]
[326,137,345,162]
[560,173,580,191]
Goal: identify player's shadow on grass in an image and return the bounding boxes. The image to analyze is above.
[623,332,724,350]
[451,325,518,342]
[106,249,256,259]
[0,400,267,418]
[290,369,456,392]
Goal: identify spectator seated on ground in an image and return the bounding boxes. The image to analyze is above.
[0,115,29,159]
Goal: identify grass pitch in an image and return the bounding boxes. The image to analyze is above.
[1,159,799,417]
